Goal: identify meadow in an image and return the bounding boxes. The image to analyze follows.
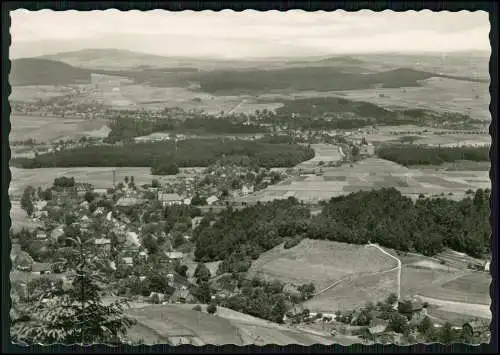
[248,239,397,294]
[240,157,490,204]
[125,303,334,345]
[9,115,109,143]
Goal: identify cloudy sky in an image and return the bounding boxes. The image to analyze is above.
[10,9,490,58]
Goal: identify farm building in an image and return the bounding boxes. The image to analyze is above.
[191,216,204,230]
[95,238,112,252]
[462,319,490,338]
[31,262,51,275]
[116,197,147,208]
[165,251,184,262]
[206,195,219,205]
[241,185,255,196]
[368,319,389,336]
[122,257,134,266]
[158,192,183,207]
[398,295,427,324]
[35,231,48,240]
[50,225,65,241]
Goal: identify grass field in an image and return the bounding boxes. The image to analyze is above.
[248,239,397,292]
[9,166,204,198]
[125,303,335,345]
[10,115,109,143]
[304,268,399,312]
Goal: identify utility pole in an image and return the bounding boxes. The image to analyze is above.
[112,170,116,188]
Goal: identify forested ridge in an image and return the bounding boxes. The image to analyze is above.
[11,139,315,170]
[194,188,490,272]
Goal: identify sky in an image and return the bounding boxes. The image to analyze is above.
[10,9,490,59]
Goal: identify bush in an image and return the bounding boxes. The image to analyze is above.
[192,305,202,312]
[207,304,217,314]
[284,236,302,249]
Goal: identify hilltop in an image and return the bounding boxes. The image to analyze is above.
[10,58,92,86]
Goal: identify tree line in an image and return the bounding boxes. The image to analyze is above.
[11,139,315,170]
[376,145,490,166]
[107,116,267,142]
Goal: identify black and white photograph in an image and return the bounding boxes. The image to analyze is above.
[8,9,492,346]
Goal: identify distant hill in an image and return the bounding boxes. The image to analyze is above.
[39,48,201,70]
[10,58,91,86]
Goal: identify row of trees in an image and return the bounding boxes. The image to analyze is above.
[12,139,315,170]
[376,145,490,166]
[108,116,267,141]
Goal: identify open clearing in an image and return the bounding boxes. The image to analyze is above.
[10,115,109,143]
[241,157,490,204]
[9,166,204,198]
[295,144,344,170]
[304,268,399,312]
[126,304,335,345]
[248,239,397,292]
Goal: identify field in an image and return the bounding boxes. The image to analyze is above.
[295,144,344,170]
[125,304,335,345]
[9,166,204,198]
[9,115,109,143]
[330,77,490,122]
[10,85,69,102]
[240,157,490,204]
[248,239,397,293]
[304,268,399,312]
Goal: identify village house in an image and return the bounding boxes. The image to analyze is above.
[191,216,204,230]
[116,197,147,208]
[170,287,193,304]
[31,262,52,275]
[368,319,389,338]
[93,207,106,216]
[50,225,65,242]
[75,182,93,196]
[94,238,112,252]
[122,257,134,266]
[158,192,184,207]
[138,251,148,261]
[93,188,109,196]
[35,231,48,241]
[241,184,254,196]
[165,251,184,263]
[398,295,427,325]
[206,195,219,205]
[183,197,192,205]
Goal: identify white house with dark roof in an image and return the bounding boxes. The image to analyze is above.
[206,195,219,205]
[158,192,183,207]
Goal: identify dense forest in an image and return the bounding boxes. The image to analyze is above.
[11,139,315,170]
[267,97,478,130]
[193,67,436,94]
[11,58,91,86]
[194,188,490,272]
[376,145,490,166]
[107,116,266,141]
